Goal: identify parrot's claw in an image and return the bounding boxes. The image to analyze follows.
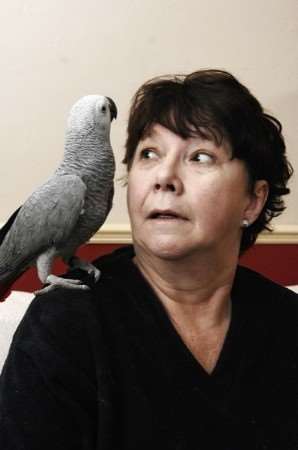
[34,274,90,296]
[68,257,101,282]
[87,266,101,282]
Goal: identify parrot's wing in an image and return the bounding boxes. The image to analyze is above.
[0,174,87,276]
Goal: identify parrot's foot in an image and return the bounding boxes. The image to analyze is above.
[34,274,90,296]
[68,257,101,282]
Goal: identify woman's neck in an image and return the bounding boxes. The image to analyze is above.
[133,246,238,330]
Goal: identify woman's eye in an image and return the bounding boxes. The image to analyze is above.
[191,152,214,164]
[140,148,158,159]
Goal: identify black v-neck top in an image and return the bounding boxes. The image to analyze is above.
[1,245,298,449]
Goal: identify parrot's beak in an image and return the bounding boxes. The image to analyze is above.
[107,97,117,121]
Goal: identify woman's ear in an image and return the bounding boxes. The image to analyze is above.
[244,180,269,225]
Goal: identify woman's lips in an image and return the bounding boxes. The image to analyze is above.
[154,215,180,220]
[148,210,188,220]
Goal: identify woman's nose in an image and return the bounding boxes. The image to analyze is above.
[154,161,183,194]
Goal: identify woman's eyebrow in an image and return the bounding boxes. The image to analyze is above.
[139,134,160,145]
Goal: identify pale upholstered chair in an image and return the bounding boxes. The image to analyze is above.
[0,291,34,373]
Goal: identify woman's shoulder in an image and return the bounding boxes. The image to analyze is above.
[10,287,98,364]
[3,246,142,378]
[235,264,298,309]
[13,246,137,341]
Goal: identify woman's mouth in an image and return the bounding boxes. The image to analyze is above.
[148,210,188,220]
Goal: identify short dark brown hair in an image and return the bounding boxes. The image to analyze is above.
[123,69,293,253]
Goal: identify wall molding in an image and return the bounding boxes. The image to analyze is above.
[90,224,298,245]
[255,225,298,244]
[1,223,298,245]
[90,224,132,244]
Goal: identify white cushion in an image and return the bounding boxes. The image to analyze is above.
[0,291,34,373]
[287,285,298,293]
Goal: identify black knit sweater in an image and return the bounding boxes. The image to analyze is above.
[1,245,298,449]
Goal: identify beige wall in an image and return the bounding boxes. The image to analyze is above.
[0,0,297,232]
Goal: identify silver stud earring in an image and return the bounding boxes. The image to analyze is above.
[242,219,249,228]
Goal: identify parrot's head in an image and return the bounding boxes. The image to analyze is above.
[67,95,117,138]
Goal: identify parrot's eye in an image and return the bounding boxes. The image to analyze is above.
[101,105,107,113]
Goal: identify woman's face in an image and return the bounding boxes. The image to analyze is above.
[127,123,264,261]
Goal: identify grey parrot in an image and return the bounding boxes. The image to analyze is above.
[0,95,117,301]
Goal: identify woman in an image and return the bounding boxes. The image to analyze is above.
[0,69,296,449]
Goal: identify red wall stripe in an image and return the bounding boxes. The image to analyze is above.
[8,243,298,293]
[240,244,298,286]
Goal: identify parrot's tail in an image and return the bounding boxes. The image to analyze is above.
[0,279,18,302]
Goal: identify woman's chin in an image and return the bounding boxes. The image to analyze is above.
[137,235,196,261]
